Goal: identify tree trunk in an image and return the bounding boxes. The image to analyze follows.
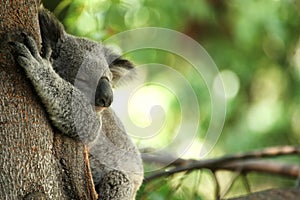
[0,0,97,199]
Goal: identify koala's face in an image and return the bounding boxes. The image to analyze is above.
[39,10,134,111]
[50,36,115,110]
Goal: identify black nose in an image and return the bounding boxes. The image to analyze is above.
[95,77,113,107]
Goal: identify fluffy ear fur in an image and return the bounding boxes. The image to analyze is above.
[104,48,135,86]
[110,57,135,85]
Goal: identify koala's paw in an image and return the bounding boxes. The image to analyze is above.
[96,170,133,200]
[9,33,50,72]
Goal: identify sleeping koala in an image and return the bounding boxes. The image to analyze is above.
[10,8,143,200]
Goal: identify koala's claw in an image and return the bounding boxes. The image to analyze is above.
[21,33,41,60]
[9,33,40,61]
[20,33,52,61]
[9,41,33,63]
[9,41,25,56]
[9,33,46,71]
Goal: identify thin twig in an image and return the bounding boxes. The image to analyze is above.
[210,170,220,200]
[240,173,251,194]
[220,172,241,198]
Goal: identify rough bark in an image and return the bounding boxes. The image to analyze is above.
[0,0,97,199]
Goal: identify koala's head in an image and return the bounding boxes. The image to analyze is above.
[38,8,133,110]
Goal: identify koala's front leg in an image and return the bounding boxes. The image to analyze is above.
[9,34,100,143]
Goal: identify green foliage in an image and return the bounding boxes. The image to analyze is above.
[43,0,300,199]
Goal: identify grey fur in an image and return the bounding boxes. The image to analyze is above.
[10,8,143,200]
[90,108,143,199]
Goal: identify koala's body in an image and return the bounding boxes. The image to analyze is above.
[11,8,143,200]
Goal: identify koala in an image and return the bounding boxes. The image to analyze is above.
[10,8,143,200]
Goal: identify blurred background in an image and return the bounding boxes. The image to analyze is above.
[42,0,300,199]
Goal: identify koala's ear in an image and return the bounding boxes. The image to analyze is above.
[110,57,135,86]
[38,6,65,49]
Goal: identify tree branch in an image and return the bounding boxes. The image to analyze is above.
[143,146,300,183]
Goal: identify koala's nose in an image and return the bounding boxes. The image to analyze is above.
[95,77,113,107]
